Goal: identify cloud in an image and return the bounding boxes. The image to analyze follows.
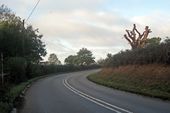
[40,0,107,12]
[2,0,108,18]
[35,10,170,62]
[34,10,131,47]
[1,0,36,18]
[2,0,170,63]
[32,10,131,62]
[131,12,170,38]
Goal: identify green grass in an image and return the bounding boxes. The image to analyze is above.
[0,76,44,113]
[87,71,170,100]
[8,77,43,101]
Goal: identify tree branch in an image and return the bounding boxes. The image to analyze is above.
[142,26,152,42]
[124,34,133,47]
[133,24,141,36]
[126,30,135,42]
[123,24,151,49]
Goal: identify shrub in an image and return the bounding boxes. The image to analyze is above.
[7,57,27,84]
[0,102,12,113]
[104,38,170,67]
[26,63,43,79]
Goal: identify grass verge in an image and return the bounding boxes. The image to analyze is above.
[0,76,45,113]
[87,64,170,100]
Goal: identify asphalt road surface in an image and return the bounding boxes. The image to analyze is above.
[21,69,170,113]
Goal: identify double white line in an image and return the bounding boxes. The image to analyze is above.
[63,78,133,113]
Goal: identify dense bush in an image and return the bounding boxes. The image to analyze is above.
[0,102,12,113]
[26,63,44,79]
[41,64,100,75]
[7,57,27,84]
[104,38,170,67]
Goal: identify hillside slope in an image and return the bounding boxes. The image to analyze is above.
[87,64,170,100]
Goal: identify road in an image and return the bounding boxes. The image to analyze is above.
[21,69,170,113]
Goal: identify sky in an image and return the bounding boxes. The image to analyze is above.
[1,0,170,63]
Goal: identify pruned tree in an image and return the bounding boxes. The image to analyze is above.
[124,24,152,49]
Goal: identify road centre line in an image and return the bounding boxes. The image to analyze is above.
[63,78,133,113]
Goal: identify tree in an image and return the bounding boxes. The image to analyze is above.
[0,5,46,63]
[64,55,77,65]
[77,48,95,65]
[48,53,61,65]
[164,37,170,64]
[64,48,95,66]
[107,53,112,59]
[97,58,105,66]
[145,37,161,47]
[0,5,46,84]
[164,37,170,44]
[124,24,152,49]
[7,57,27,83]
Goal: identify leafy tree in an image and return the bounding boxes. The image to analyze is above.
[48,53,61,65]
[107,53,112,58]
[64,55,77,65]
[0,5,47,85]
[97,58,105,66]
[0,5,46,63]
[164,37,170,44]
[164,37,170,64]
[77,48,95,65]
[7,57,27,84]
[145,37,161,47]
[64,48,95,66]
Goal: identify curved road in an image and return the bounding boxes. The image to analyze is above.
[21,69,170,113]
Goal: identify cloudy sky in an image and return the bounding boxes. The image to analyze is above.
[2,0,170,63]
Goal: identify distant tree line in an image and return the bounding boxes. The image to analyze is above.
[102,37,170,67]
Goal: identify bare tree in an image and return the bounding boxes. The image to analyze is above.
[124,24,152,49]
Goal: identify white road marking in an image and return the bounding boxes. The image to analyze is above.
[63,79,121,113]
[63,78,133,113]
